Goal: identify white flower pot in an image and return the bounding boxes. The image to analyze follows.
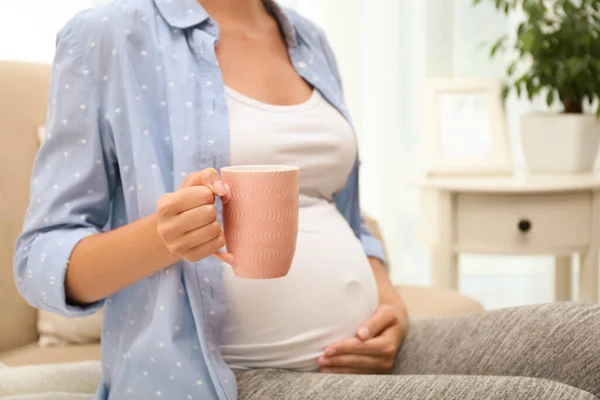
[521,113,600,173]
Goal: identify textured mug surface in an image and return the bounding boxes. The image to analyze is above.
[218,165,299,279]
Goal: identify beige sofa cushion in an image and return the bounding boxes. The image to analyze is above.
[0,343,101,367]
[398,285,485,319]
[37,310,103,347]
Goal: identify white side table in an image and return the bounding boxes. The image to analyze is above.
[416,175,600,303]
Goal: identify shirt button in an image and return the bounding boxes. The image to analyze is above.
[297,61,307,69]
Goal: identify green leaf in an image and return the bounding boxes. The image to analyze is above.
[523,0,545,22]
[540,64,553,80]
[521,30,536,53]
[501,84,510,101]
[490,35,508,57]
[525,78,542,101]
[566,57,586,78]
[547,90,555,107]
[562,0,576,15]
[526,80,535,100]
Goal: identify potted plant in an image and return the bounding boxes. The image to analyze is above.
[474,0,600,173]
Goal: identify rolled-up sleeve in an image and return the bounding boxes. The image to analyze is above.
[13,26,116,317]
[360,222,386,265]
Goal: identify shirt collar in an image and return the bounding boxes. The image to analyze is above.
[153,0,210,29]
[153,0,299,48]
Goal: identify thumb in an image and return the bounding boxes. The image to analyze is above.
[357,305,397,340]
[181,168,230,201]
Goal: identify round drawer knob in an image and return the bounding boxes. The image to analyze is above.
[518,219,532,233]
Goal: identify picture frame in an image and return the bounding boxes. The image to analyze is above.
[420,78,513,177]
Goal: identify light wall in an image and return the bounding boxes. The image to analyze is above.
[0,1,102,63]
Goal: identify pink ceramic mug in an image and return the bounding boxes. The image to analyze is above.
[213,165,299,279]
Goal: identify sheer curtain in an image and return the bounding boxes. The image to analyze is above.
[285,0,557,309]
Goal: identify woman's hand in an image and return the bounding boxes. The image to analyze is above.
[157,168,230,262]
[318,304,408,374]
[318,257,409,374]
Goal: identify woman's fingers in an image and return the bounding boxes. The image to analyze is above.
[156,168,231,261]
[181,168,230,201]
[158,186,215,216]
[356,305,399,340]
[169,220,223,254]
[324,335,391,357]
[173,204,218,234]
[157,204,218,242]
[184,233,226,262]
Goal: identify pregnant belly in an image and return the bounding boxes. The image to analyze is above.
[220,201,379,372]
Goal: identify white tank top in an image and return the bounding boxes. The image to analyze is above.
[220,87,379,372]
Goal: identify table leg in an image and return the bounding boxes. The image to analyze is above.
[429,190,458,290]
[554,255,572,301]
[431,248,459,290]
[579,249,599,303]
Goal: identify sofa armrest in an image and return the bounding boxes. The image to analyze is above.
[0,61,49,353]
[0,284,38,353]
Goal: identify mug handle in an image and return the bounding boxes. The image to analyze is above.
[213,187,234,265]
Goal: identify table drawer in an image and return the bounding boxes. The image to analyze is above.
[455,192,592,253]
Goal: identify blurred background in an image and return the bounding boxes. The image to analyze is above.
[0,0,577,311]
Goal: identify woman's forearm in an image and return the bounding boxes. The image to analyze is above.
[65,214,180,305]
[369,257,408,320]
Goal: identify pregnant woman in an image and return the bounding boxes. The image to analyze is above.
[14,0,600,399]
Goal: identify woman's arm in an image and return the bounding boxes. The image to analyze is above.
[14,27,170,311]
[14,23,226,312]
[14,25,116,316]
[369,257,408,319]
[66,170,228,305]
[65,214,176,305]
